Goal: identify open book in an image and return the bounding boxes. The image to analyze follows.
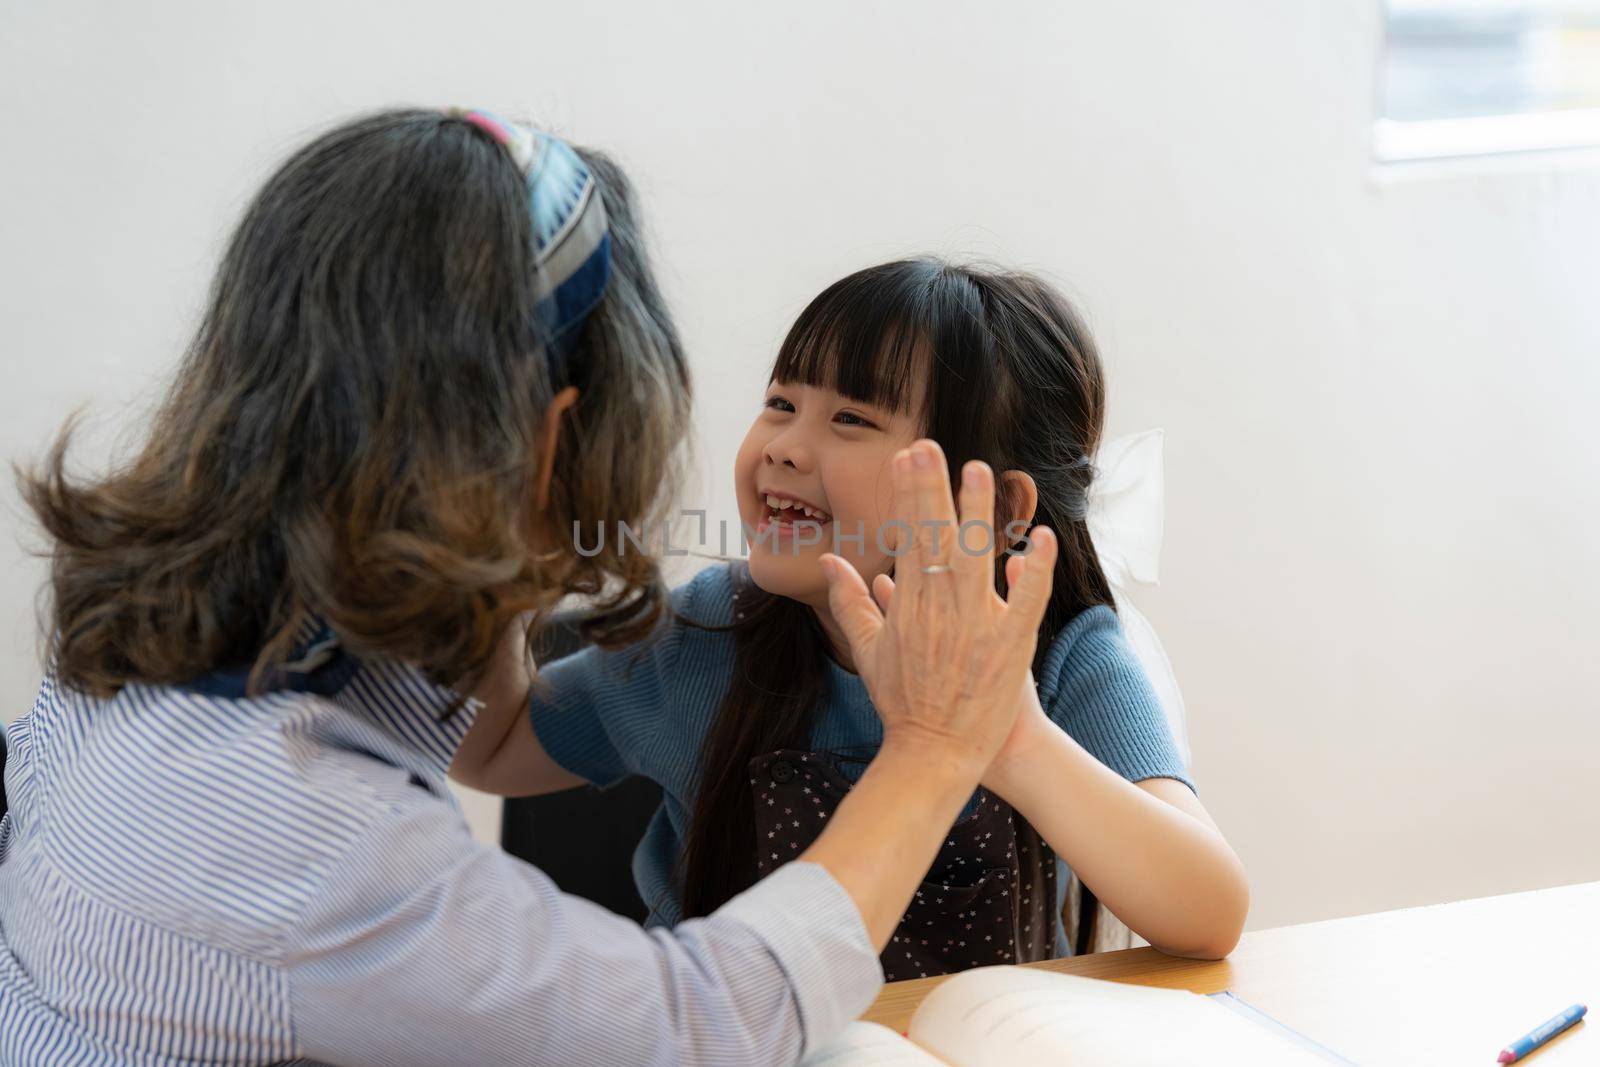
[803,966,1344,1066]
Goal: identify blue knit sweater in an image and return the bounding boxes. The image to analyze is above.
[529,562,1192,928]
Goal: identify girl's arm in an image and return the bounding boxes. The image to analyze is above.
[983,693,1249,960]
[450,618,588,796]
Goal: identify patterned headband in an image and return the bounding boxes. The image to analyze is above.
[455,108,613,372]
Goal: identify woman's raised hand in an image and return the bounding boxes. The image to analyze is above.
[819,439,1058,780]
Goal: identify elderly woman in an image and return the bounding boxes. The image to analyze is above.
[0,109,1056,1066]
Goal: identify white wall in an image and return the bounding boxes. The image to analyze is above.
[3,1,1596,929]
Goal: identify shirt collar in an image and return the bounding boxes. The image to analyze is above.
[182,616,355,700]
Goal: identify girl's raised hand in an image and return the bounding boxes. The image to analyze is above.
[819,439,1058,780]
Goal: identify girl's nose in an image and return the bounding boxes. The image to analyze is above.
[762,432,814,473]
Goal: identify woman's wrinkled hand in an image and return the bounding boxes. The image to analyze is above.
[819,439,1058,781]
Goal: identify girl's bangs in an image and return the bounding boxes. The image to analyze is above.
[769,263,939,417]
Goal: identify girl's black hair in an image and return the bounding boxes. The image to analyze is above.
[679,259,1115,947]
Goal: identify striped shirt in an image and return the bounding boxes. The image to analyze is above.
[0,622,882,1066]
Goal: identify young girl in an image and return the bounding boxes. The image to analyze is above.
[455,258,1249,980]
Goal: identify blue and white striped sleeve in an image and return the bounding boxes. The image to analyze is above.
[283,769,882,1066]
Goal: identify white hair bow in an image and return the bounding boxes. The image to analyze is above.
[1085,430,1191,767]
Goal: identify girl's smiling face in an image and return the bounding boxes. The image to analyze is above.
[734,379,923,606]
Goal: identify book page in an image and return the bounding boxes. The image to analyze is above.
[801,1021,951,1066]
[907,967,1330,1067]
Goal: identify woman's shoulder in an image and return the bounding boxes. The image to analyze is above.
[10,670,418,958]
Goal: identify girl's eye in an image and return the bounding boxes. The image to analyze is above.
[835,410,878,429]
[765,395,795,413]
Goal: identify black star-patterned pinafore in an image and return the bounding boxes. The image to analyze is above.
[749,749,1058,981]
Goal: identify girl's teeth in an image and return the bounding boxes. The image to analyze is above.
[763,492,829,521]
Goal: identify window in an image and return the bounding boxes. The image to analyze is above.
[1378,0,1600,161]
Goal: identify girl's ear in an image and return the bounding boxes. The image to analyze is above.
[535,386,582,510]
[999,469,1038,535]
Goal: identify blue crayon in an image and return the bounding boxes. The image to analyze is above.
[1497,1003,1586,1063]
